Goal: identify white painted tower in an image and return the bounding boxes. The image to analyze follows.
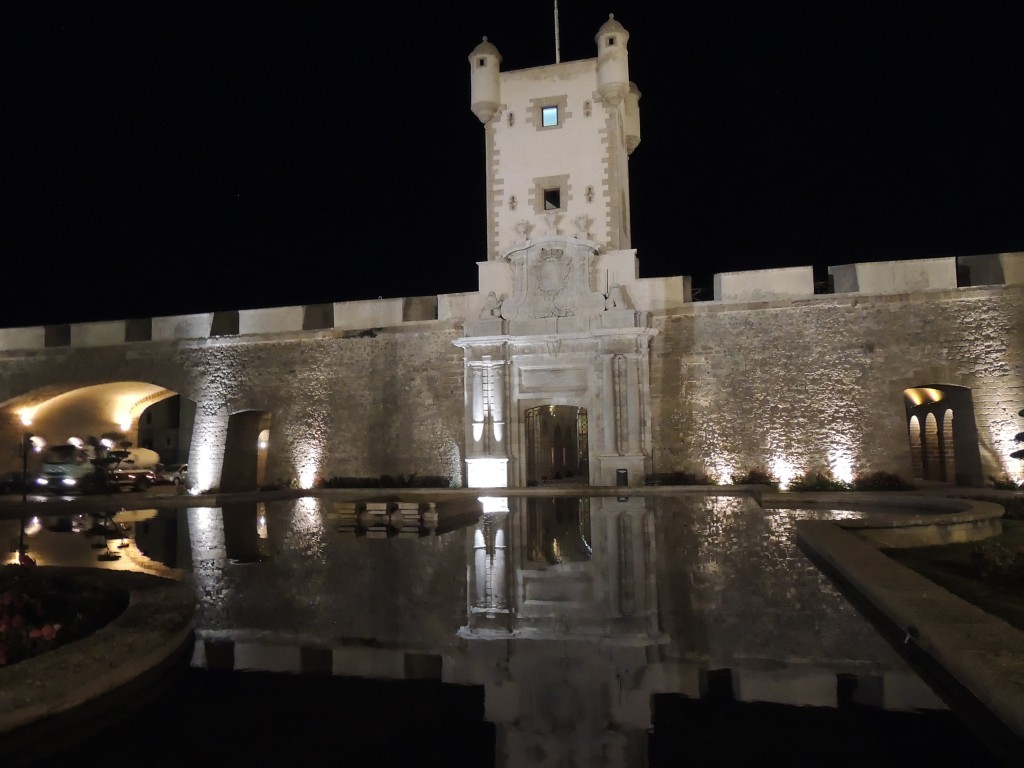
[469,14,641,261]
[459,15,687,490]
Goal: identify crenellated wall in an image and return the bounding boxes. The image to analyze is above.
[1,255,1022,491]
[649,283,1024,485]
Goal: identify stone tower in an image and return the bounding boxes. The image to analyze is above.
[458,15,681,490]
[469,14,641,261]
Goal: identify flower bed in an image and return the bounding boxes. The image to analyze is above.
[0,565,129,667]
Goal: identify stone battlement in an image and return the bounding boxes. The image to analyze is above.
[1,253,1020,353]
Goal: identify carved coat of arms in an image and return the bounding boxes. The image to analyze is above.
[532,248,574,317]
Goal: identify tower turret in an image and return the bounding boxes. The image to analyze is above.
[595,14,629,105]
[624,82,641,154]
[469,36,502,123]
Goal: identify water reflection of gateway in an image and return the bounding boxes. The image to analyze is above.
[462,495,664,642]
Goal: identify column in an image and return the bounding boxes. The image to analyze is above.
[626,354,641,454]
[602,354,617,453]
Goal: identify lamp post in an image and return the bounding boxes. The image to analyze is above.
[18,433,45,503]
[19,432,32,503]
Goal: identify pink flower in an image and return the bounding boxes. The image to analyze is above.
[29,624,58,641]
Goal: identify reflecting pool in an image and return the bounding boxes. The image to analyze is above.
[1,494,1004,766]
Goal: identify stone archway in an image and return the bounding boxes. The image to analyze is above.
[904,385,982,486]
[220,410,272,493]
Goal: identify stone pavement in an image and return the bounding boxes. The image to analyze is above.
[795,516,1024,766]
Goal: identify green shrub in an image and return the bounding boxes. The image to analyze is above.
[789,470,851,492]
[645,471,718,486]
[1003,498,1024,520]
[322,476,381,488]
[320,474,452,489]
[731,468,779,489]
[968,542,1024,582]
[851,471,916,492]
[989,475,1022,491]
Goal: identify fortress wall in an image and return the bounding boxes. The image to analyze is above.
[3,265,1023,489]
[0,326,45,350]
[246,324,467,486]
[332,298,405,331]
[829,257,957,294]
[70,320,129,347]
[239,305,305,335]
[153,313,214,340]
[0,323,467,487]
[713,266,815,302]
[649,285,1024,484]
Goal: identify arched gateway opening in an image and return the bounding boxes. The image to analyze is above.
[1,382,195,492]
[524,405,589,486]
[221,410,273,493]
[904,385,982,486]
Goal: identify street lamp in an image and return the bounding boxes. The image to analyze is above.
[18,433,46,503]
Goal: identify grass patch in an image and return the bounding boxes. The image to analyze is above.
[883,519,1024,632]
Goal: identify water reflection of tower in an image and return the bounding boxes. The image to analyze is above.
[459,495,666,768]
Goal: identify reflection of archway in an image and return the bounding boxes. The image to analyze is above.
[524,405,589,486]
[256,428,270,488]
[904,385,981,486]
[221,410,272,493]
[527,497,592,564]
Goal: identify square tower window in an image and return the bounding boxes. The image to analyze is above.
[532,174,569,213]
[531,96,567,131]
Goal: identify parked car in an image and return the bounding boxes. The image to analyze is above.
[156,463,188,485]
[0,470,31,494]
[109,465,157,491]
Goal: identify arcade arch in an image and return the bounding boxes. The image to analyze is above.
[1,381,187,470]
[1,379,286,494]
[903,385,982,486]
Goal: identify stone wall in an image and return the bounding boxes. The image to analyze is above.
[2,280,1022,490]
[0,322,467,487]
[649,285,1024,484]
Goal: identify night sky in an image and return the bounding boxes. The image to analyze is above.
[6,2,1023,327]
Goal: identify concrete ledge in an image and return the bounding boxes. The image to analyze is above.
[795,519,1024,751]
[0,569,194,735]
[766,492,1006,547]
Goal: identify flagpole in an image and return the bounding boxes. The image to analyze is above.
[554,1,560,63]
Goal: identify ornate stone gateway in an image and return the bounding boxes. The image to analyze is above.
[456,235,656,488]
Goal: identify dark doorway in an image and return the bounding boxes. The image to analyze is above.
[524,405,589,486]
